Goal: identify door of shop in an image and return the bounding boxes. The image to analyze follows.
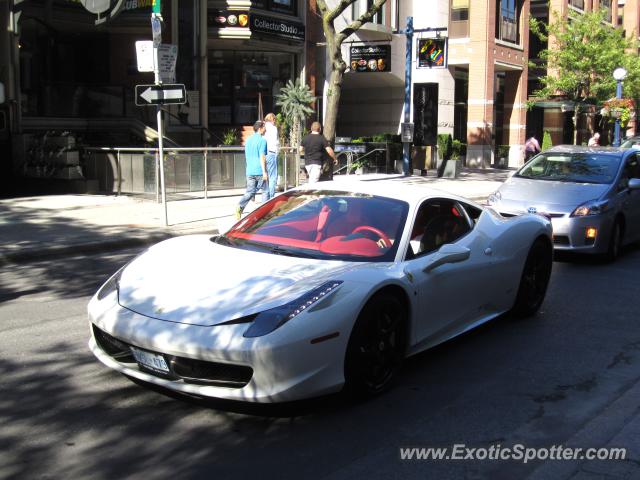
[413,83,438,147]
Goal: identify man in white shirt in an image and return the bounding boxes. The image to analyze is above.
[263,113,279,201]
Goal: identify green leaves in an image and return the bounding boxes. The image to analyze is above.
[531,8,640,104]
[275,79,315,125]
[275,79,315,147]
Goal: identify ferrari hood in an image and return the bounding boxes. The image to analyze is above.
[497,177,609,213]
[117,235,362,326]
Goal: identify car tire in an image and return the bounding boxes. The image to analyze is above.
[511,237,553,318]
[344,293,407,398]
[605,219,623,262]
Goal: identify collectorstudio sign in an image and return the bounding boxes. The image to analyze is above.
[250,14,305,41]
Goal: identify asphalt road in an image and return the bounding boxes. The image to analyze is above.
[1,245,639,479]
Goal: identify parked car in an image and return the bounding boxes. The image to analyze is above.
[621,136,640,148]
[89,178,552,403]
[488,146,640,260]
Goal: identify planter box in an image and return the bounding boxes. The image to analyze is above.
[436,158,461,178]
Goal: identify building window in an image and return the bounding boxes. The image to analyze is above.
[496,0,521,44]
[450,0,469,38]
[353,0,395,27]
[568,0,584,10]
[368,0,384,25]
[600,0,612,23]
[251,0,296,16]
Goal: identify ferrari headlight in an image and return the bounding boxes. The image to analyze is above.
[571,199,609,217]
[96,267,124,300]
[487,191,502,205]
[95,252,144,301]
[243,281,343,338]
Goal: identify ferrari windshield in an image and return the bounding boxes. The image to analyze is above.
[219,190,409,262]
[516,153,621,184]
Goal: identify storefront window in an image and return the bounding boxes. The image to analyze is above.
[250,0,297,16]
[208,51,295,126]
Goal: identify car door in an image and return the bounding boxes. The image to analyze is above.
[403,199,495,347]
[618,153,640,242]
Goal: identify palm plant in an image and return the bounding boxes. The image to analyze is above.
[275,79,315,148]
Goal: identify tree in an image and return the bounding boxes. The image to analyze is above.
[530,8,640,144]
[316,0,387,144]
[275,79,315,148]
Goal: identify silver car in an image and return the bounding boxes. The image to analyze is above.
[488,146,640,260]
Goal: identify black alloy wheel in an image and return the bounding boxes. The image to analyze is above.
[344,293,407,397]
[511,238,553,318]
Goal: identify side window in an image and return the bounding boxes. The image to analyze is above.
[619,155,640,190]
[458,201,482,223]
[630,155,640,179]
[408,199,472,258]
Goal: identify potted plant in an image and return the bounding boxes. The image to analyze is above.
[542,130,553,151]
[275,79,315,149]
[436,134,460,177]
[601,98,635,127]
[222,128,238,146]
[495,145,510,169]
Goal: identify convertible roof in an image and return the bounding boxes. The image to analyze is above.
[293,175,478,205]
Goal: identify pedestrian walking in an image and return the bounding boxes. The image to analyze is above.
[299,121,337,184]
[524,134,541,161]
[263,113,279,201]
[236,121,268,220]
[588,132,600,147]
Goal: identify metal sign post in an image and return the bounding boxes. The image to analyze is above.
[399,17,448,176]
[151,5,168,227]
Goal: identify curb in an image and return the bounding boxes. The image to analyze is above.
[0,232,174,266]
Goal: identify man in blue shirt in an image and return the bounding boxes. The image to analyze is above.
[236,121,268,219]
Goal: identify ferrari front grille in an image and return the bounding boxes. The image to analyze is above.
[92,325,252,388]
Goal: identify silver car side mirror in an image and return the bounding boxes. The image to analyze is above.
[628,178,640,190]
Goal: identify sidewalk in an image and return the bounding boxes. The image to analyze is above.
[0,167,512,265]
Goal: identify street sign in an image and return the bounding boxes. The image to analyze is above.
[401,122,414,143]
[151,15,162,47]
[80,0,110,14]
[156,44,178,83]
[135,41,154,73]
[135,84,186,106]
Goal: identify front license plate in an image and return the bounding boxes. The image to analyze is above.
[130,347,170,373]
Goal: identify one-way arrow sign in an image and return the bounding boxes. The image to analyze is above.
[135,84,186,106]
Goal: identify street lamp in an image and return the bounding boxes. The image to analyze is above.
[613,67,627,147]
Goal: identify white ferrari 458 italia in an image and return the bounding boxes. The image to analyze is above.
[88,177,553,403]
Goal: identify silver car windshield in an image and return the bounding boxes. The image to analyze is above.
[516,153,620,184]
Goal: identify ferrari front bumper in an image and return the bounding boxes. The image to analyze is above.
[88,291,360,403]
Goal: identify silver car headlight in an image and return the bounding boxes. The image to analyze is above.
[487,191,502,205]
[243,281,343,338]
[571,199,610,217]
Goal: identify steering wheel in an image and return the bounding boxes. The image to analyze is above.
[351,226,392,248]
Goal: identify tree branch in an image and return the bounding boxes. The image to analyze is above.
[339,0,387,43]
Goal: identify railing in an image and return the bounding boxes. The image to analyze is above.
[334,148,389,175]
[83,146,301,201]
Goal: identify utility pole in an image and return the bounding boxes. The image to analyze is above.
[151,0,168,227]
